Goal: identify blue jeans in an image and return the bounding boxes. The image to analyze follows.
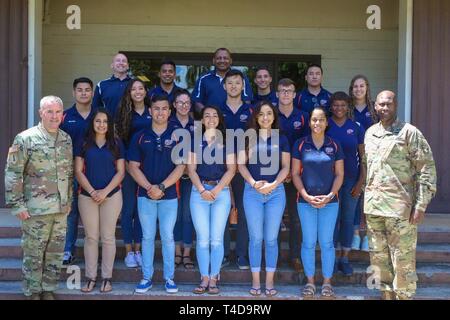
[334,179,360,250]
[174,178,194,247]
[190,184,231,278]
[64,179,79,253]
[137,197,178,281]
[298,202,339,279]
[121,172,142,245]
[354,194,363,230]
[244,183,286,272]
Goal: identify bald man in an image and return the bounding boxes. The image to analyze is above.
[92,53,132,118]
[363,90,437,300]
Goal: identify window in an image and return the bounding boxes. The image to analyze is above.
[124,52,321,93]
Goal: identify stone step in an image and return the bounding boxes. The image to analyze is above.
[1,258,450,286]
[0,281,449,300]
[2,224,450,244]
[1,238,449,264]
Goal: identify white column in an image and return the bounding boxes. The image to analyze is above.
[397,0,413,123]
[28,0,43,128]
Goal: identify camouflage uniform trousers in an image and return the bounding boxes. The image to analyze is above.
[366,214,418,300]
[21,212,67,296]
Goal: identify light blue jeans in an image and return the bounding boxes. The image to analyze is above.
[137,197,178,281]
[190,184,231,278]
[298,202,339,279]
[243,183,286,272]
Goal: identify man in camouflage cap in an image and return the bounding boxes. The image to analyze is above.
[364,90,437,300]
[5,96,73,300]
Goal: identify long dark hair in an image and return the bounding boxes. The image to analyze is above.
[115,79,151,143]
[200,105,227,144]
[82,108,120,159]
[348,74,378,123]
[248,100,280,131]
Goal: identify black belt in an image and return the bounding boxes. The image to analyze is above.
[181,174,190,180]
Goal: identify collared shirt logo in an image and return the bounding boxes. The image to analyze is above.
[294,121,302,129]
[165,139,174,147]
[325,147,334,155]
[320,99,328,106]
[68,120,77,123]
[347,129,354,135]
[240,115,248,122]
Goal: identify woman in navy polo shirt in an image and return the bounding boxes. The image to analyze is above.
[170,89,196,270]
[115,79,152,268]
[292,106,344,298]
[188,105,236,295]
[238,101,290,297]
[75,108,125,293]
[327,92,366,276]
[348,75,377,252]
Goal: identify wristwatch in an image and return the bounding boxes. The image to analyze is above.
[328,192,335,200]
[158,183,166,193]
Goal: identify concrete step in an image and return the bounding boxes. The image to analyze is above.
[1,238,449,263]
[0,281,449,300]
[1,258,450,286]
[2,225,450,244]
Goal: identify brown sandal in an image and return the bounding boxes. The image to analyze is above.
[193,283,208,295]
[207,278,220,295]
[81,279,96,293]
[321,284,335,298]
[100,279,112,293]
[183,256,195,269]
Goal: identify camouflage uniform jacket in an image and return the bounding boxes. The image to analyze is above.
[5,123,73,216]
[364,119,436,219]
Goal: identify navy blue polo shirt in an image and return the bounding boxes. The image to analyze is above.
[60,105,94,153]
[278,107,311,147]
[148,84,182,104]
[127,125,179,200]
[75,140,125,197]
[192,139,228,182]
[92,75,132,118]
[327,119,365,181]
[130,107,152,139]
[292,135,344,203]
[219,102,253,131]
[252,91,278,106]
[169,115,195,134]
[192,70,253,107]
[246,134,290,183]
[354,106,375,131]
[294,87,332,114]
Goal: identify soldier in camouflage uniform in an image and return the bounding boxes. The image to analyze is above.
[364,91,437,300]
[4,96,73,300]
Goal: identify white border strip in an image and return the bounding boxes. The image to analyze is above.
[398,0,413,123]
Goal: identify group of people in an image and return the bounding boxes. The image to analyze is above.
[5,47,437,300]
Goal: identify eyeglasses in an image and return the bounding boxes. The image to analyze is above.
[175,101,191,107]
[278,89,295,95]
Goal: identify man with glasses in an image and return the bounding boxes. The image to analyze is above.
[276,79,310,273]
[128,95,186,294]
[192,48,253,115]
[148,60,182,104]
[294,64,332,114]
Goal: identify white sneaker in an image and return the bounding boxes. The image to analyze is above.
[361,236,369,252]
[351,235,361,251]
[134,251,143,267]
[125,252,138,268]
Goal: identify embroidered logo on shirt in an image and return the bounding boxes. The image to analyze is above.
[325,147,335,155]
[240,115,248,122]
[347,129,354,135]
[294,121,302,129]
[366,112,371,117]
[320,100,328,106]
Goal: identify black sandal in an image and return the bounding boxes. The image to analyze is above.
[81,279,96,293]
[100,279,112,293]
[175,255,183,268]
[183,256,195,269]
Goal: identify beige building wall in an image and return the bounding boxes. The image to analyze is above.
[42,0,399,107]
